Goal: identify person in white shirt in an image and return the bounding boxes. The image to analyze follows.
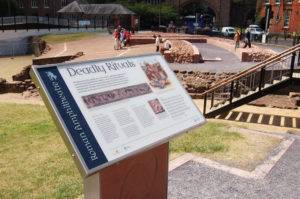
[155,35,161,52]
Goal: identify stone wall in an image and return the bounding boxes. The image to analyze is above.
[174,70,236,99]
[163,40,203,64]
[0,52,84,95]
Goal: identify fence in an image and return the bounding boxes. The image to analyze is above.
[1,15,110,31]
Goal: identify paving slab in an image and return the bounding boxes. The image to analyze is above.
[168,137,300,199]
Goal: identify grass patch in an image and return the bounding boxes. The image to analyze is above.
[0,102,282,198]
[170,122,281,171]
[41,32,102,44]
[170,122,243,154]
[0,103,82,199]
[0,55,33,81]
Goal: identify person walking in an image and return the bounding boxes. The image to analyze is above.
[155,35,161,52]
[234,30,241,51]
[113,29,120,50]
[243,29,251,48]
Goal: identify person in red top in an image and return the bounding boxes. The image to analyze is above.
[124,29,131,46]
[113,29,120,50]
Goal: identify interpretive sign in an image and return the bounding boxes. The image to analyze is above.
[30,54,206,177]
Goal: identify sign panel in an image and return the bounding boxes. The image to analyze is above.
[30,54,206,177]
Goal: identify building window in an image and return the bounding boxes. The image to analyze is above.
[18,0,24,8]
[265,0,270,4]
[283,10,291,27]
[285,0,292,4]
[31,0,38,8]
[44,0,49,8]
[275,0,281,4]
[61,0,67,7]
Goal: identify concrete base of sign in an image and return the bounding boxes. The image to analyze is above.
[84,143,169,199]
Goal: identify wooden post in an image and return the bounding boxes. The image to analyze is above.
[84,143,169,199]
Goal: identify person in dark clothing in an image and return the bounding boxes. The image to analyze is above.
[243,29,251,48]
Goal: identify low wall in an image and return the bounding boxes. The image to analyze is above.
[33,52,84,65]
[206,37,277,62]
[130,33,207,45]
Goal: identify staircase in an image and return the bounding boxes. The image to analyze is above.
[201,44,300,118]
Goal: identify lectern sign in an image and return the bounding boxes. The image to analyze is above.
[30,54,206,177]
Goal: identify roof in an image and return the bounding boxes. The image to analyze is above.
[58,1,135,15]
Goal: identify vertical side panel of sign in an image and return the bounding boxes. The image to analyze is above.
[31,66,108,176]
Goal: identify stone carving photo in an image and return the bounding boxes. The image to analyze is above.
[141,62,170,89]
[82,83,152,108]
[148,99,165,115]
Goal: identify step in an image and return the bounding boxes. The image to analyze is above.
[293,73,300,78]
[273,79,281,84]
[281,76,289,80]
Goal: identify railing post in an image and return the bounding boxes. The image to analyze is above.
[68,18,70,30]
[102,16,104,28]
[26,15,28,31]
[210,91,214,108]
[298,50,300,66]
[229,81,234,104]
[48,15,50,31]
[14,14,16,32]
[58,16,60,31]
[235,80,239,97]
[203,93,207,115]
[94,16,96,29]
[37,15,39,31]
[77,17,79,30]
[1,16,4,32]
[290,52,296,78]
[259,68,265,91]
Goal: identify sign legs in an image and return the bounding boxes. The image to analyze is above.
[84,143,169,199]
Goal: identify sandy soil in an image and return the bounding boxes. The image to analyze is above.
[0,93,44,105]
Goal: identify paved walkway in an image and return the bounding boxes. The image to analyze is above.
[168,135,300,199]
[170,43,254,73]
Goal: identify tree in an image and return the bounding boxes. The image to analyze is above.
[123,2,178,29]
[0,0,19,16]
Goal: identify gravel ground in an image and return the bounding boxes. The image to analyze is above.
[168,136,300,199]
[170,43,254,73]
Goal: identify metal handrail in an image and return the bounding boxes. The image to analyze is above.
[200,44,300,97]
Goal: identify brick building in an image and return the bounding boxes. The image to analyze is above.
[17,0,87,16]
[257,0,300,33]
